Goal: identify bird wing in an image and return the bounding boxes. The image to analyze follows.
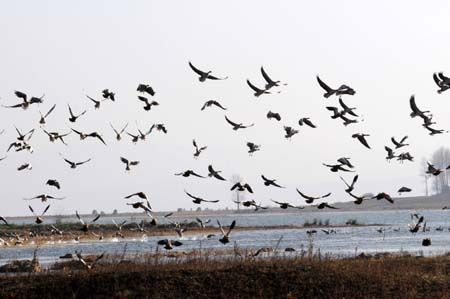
[185,190,202,201]
[77,159,91,165]
[64,158,74,166]
[246,79,263,92]
[188,61,205,76]
[14,90,27,101]
[212,101,227,110]
[400,136,408,144]
[260,66,275,84]
[391,137,400,147]
[86,95,98,103]
[433,73,442,87]
[261,174,269,183]
[224,116,238,127]
[76,211,85,225]
[217,220,226,236]
[244,184,253,193]
[409,95,420,114]
[316,76,333,92]
[357,136,371,149]
[92,214,101,223]
[321,192,332,199]
[226,220,236,236]
[44,104,56,118]
[296,189,313,200]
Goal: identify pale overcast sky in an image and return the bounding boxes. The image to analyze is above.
[1,1,450,216]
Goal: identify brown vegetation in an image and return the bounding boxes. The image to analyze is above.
[0,253,450,298]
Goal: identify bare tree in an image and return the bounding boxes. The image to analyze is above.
[429,147,450,194]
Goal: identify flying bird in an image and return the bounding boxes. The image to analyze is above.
[426,162,450,176]
[352,133,371,149]
[296,189,331,204]
[261,175,284,188]
[260,66,287,90]
[120,157,139,171]
[246,79,270,97]
[24,194,65,202]
[110,123,128,141]
[175,170,205,178]
[46,179,61,190]
[284,126,299,139]
[208,165,226,181]
[138,96,159,111]
[372,192,394,204]
[246,142,261,155]
[137,84,155,96]
[188,61,228,82]
[68,104,87,123]
[63,157,91,169]
[76,211,101,232]
[217,220,236,244]
[225,116,254,130]
[157,239,183,250]
[29,205,50,224]
[271,199,304,210]
[398,186,412,194]
[38,104,56,125]
[231,182,253,193]
[340,175,359,193]
[317,202,338,210]
[184,191,219,204]
[86,95,103,109]
[193,139,207,158]
[322,163,353,173]
[338,98,358,117]
[102,89,115,101]
[266,111,281,121]
[298,118,317,128]
[433,72,450,94]
[391,136,409,149]
[201,100,227,111]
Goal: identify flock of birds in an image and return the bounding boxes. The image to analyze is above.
[0,62,449,260]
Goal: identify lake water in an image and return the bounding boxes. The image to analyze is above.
[1,209,449,266]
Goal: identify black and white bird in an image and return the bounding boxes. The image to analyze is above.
[231,182,253,193]
[76,211,101,232]
[63,157,91,169]
[29,205,50,224]
[175,170,205,178]
[217,220,236,244]
[102,89,115,101]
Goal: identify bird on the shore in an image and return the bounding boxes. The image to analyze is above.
[261,66,287,90]
[317,202,338,210]
[46,179,61,190]
[120,157,139,171]
[208,165,226,181]
[217,220,236,244]
[24,194,65,202]
[102,89,115,101]
[340,175,359,193]
[372,192,394,204]
[175,170,205,178]
[193,139,207,158]
[195,218,211,229]
[246,142,261,156]
[352,133,371,149]
[296,189,331,204]
[433,72,450,94]
[68,104,87,123]
[189,62,228,82]
[426,162,450,176]
[298,117,317,128]
[201,100,227,111]
[76,251,105,270]
[157,239,183,250]
[391,136,409,149]
[38,104,56,125]
[261,175,284,188]
[271,199,304,210]
[225,116,254,130]
[184,191,219,204]
[137,96,159,111]
[385,146,396,162]
[110,123,128,141]
[29,205,50,224]
[398,187,412,195]
[76,211,101,232]
[284,126,299,139]
[137,84,155,96]
[63,157,91,169]
[231,182,253,193]
[247,79,270,97]
[322,163,353,173]
[266,111,281,121]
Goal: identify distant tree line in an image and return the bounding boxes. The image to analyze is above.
[422,146,450,195]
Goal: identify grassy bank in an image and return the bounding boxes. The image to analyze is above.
[0,254,449,298]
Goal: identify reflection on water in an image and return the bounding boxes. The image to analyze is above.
[1,209,450,265]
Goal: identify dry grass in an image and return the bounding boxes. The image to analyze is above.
[1,253,450,298]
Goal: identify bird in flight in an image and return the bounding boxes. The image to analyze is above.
[225,116,254,130]
[201,100,227,111]
[247,79,270,97]
[188,61,228,82]
[296,189,331,204]
[68,104,87,123]
[261,175,284,188]
[184,191,219,204]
